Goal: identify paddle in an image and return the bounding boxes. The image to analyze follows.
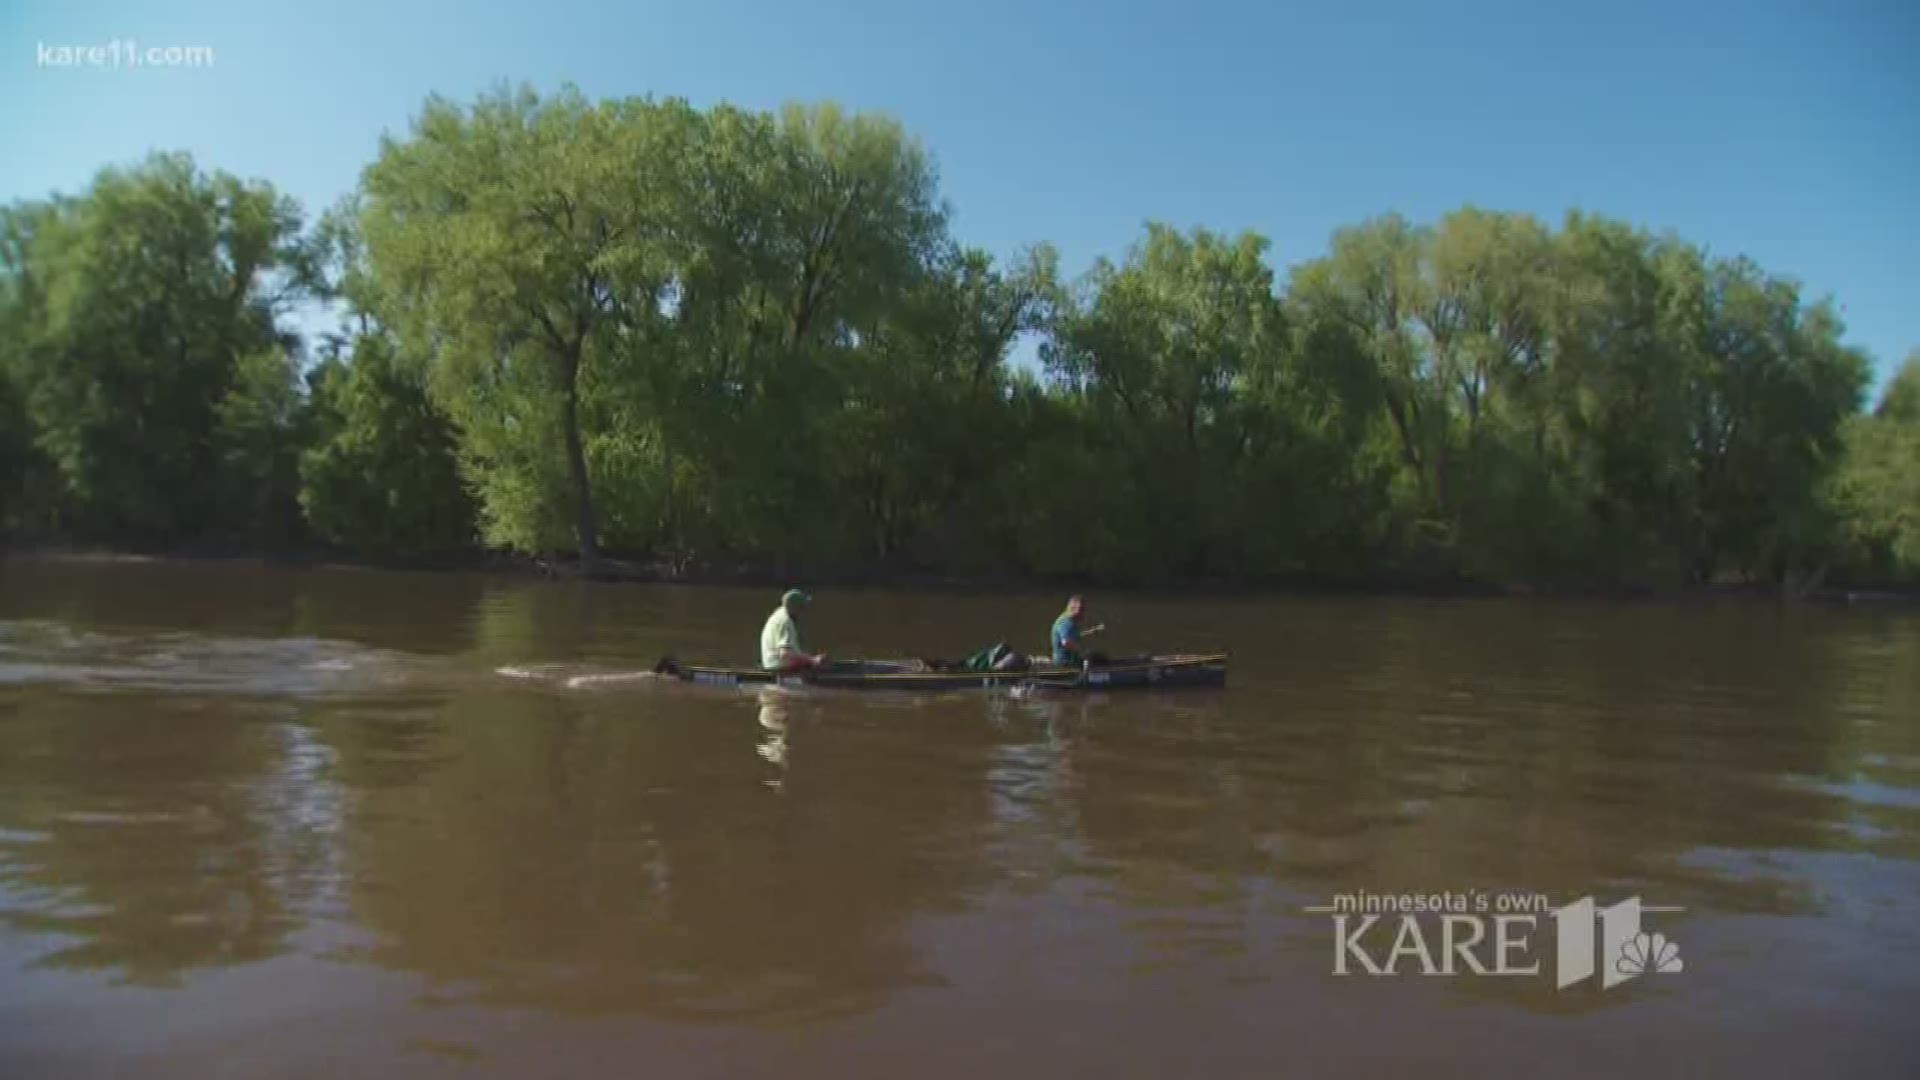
[1068,623,1108,667]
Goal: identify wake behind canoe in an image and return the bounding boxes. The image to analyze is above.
[652,653,1228,691]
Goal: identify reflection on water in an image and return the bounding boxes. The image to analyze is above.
[757,688,789,777]
[0,694,331,987]
[0,558,1918,1077]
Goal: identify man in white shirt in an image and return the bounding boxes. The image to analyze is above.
[760,589,826,671]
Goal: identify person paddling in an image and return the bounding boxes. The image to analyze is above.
[1050,595,1106,667]
[761,589,826,672]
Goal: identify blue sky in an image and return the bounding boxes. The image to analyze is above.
[3,0,1915,393]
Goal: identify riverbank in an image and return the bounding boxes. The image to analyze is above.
[6,541,1916,607]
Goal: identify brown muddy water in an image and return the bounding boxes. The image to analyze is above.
[1,558,1917,1078]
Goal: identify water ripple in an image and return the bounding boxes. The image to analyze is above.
[0,619,408,697]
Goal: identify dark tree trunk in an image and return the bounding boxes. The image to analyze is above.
[561,352,599,569]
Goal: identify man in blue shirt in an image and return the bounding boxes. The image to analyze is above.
[1050,595,1105,667]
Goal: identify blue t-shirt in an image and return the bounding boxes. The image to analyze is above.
[1051,612,1081,665]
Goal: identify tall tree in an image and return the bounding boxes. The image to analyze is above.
[651,100,950,568]
[1546,214,1692,579]
[300,333,476,557]
[1657,249,1869,582]
[361,85,692,564]
[0,154,306,542]
[1831,355,1920,582]
[835,242,1058,566]
[1043,224,1288,576]
[1288,216,1443,521]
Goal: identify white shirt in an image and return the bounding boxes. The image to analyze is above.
[760,606,803,669]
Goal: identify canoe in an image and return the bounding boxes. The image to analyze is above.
[652,653,1228,692]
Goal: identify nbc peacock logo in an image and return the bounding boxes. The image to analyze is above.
[1618,931,1685,977]
[1552,897,1685,990]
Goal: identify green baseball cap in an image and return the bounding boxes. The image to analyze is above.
[781,588,812,608]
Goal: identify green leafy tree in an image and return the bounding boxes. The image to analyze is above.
[216,346,309,545]
[830,242,1058,568]
[299,333,476,557]
[1655,249,1869,582]
[1545,214,1693,581]
[361,85,692,564]
[1831,355,1920,582]
[0,362,44,533]
[0,206,54,532]
[1288,215,1438,527]
[654,101,950,570]
[1,153,306,542]
[1043,224,1295,577]
[1880,353,1920,424]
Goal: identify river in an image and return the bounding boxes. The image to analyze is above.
[1,557,1916,1078]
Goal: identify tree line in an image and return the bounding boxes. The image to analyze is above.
[2,85,1915,589]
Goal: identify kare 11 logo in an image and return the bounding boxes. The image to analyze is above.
[1305,891,1685,990]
